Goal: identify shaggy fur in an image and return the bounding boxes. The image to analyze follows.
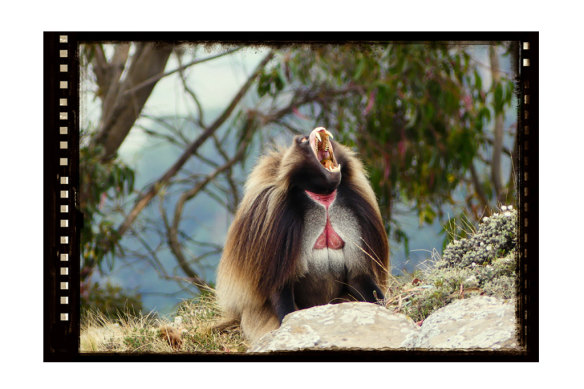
[216,129,389,341]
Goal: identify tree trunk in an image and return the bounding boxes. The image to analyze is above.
[92,42,174,161]
[489,45,505,203]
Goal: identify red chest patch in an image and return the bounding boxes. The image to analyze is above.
[305,190,345,250]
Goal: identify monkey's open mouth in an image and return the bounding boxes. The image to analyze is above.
[309,127,341,173]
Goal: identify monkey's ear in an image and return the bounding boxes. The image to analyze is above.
[295,135,308,144]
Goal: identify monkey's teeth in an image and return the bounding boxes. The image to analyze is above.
[314,132,322,142]
[324,129,334,139]
[328,164,341,172]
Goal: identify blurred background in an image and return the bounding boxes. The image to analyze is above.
[79,41,518,318]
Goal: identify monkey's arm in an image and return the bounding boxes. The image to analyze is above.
[270,282,296,323]
[347,274,385,304]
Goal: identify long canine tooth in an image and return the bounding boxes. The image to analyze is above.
[329,164,341,172]
[324,129,334,139]
[314,132,322,142]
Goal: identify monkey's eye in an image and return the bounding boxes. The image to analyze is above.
[300,136,308,143]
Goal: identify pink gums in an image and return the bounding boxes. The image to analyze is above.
[305,190,345,250]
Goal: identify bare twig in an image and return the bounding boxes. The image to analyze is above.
[176,54,206,129]
[116,51,274,240]
[482,135,514,158]
[123,46,243,97]
[166,128,253,285]
[211,133,241,208]
[253,84,362,126]
[128,224,170,279]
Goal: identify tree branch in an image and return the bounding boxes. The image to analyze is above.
[122,46,242,97]
[93,42,174,160]
[116,51,274,239]
[255,84,362,126]
[177,53,206,129]
[482,135,514,158]
[469,163,490,210]
[157,192,210,291]
[166,123,253,286]
[100,43,131,124]
[489,45,505,203]
[211,133,241,209]
[506,128,518,203]
[92,44,110,95]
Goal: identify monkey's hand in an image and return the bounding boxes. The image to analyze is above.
[349,275,385,305]
[270,282,296,324]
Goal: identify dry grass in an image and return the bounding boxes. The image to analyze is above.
[381,250,447,324]
[81,208,517,351]
[80,292,248,353]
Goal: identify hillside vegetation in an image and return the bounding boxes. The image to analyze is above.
[81,206,518,352]
[80,292,246,353]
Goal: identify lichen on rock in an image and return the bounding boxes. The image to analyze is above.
[396,206,519,322]
[439,206,518,269]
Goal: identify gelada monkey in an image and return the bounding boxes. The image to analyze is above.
[216,127,389,341]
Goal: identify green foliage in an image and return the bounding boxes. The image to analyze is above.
[257,64,285,97]
[79,131,138,315]
[80,140,135,277]
[123,328,154,350]
[261,43,515,243]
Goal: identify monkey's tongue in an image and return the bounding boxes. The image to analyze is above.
[314,216,345,250]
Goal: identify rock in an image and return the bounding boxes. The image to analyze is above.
[248,297,519,352]
[249,302,419,352]
[410,296,519,349]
